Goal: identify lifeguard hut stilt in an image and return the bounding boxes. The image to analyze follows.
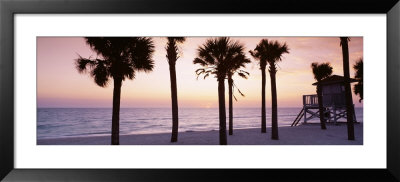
[292,75,357,126]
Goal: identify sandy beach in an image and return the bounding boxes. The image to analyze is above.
[37,122,363,145]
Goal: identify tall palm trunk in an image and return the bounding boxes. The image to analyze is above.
[316,84,327,129]
[261,66,267,133]
[169,62,179,142]
[340,37,355,140]
[167,40,180,142]
[218,78,227,145]
[269,64,279,140]
[111,77,122,145]
[228,76,233,135]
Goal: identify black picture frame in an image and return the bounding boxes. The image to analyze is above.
[1,0,399,181]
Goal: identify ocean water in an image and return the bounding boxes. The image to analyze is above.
[37,107,363,139]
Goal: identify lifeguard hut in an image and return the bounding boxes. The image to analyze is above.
[291,75,357,126]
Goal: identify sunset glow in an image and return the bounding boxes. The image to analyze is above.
[37,37,363,108]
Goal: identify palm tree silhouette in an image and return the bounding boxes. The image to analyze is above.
[193,37,247,145]
[75,37,155,145]
[340,37,355,140]
[353,58,363,103]
[227,56,251,135]
[311,62,333,130]
[250,39,289,140]
[166,37,186,142]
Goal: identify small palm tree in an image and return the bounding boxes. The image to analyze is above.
[353,58,363,103]
[250,39,289,140]
[193,37,247,145]
[340,37,355,140]
[75,37,155,145]
[227,54,251,135]
[311,62,333,130]
[166,37,186,142]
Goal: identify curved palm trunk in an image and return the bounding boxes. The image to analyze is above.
[316,84,327,129]
[111,77,122,145]
[341,38,355,140]
[261,66,267,133]
[269,65,279,140]
[228,76,233,135]
[169,63,179,142]
[218,78,228,145]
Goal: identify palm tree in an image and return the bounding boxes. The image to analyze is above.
[311,62,333,130]
[75,37,155,145]
[166,37,186,142]
[353,58,363,103]
[249,41,268,134]
[227,55,251,135]
[250,39,289,140]
[193,37,247,145]
[340,37,355,140]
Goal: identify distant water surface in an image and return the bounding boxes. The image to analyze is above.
[37,107,363,139]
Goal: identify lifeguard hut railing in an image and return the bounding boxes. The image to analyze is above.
[303,94,346,107]
[303,94,318,107]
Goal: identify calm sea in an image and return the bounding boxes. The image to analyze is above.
[37,107,363,139]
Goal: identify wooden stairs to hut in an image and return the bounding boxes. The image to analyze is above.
[291,108,304,127]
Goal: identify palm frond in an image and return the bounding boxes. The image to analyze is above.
[239,70,250,75]
[195,68,206,74]
[203,73,210,80]
[76,37,155,88]
[75,55,97,73]
[353,58,363,79]
[195,68,214,80]
[166,37,186,65]
[237,72,248,79]
[353,57,363,102]
[131,37,155,73]
[91,61,110,87]
[311,62,333,81]
[194,37,250,82]
[233,82,245,97]
[197,46,216,65]
[168,37,186,43]
[193,58,209,66]
[250,39,289,68]
[231,82,245,102]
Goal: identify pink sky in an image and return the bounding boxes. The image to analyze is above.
[37,37,363,108]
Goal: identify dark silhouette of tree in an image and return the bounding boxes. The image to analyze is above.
[249,41,268,133]
[194,37,247,145]
[353,58,363,103]
[311,62,333,130]
[340,37,355,140]
[227,53,251,135]
[250,39,289,140]
[75,37,155,145]
[166,37,186,142]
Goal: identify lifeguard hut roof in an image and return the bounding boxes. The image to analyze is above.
[312,75,357,86]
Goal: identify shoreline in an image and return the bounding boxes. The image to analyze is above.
[37,123,363,145]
